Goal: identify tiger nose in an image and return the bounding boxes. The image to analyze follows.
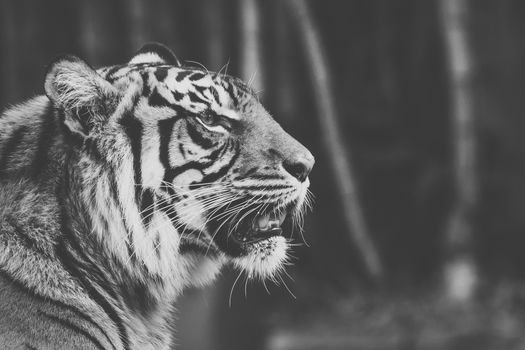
[283,151,315,182]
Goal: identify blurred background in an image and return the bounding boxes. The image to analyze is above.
[3,0,525,349]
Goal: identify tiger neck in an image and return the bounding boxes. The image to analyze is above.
[60,158,224,348]
[54,156,178,347]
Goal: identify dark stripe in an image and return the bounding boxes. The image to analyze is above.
[5,218,47,256]
[243,167,259,178]
[24,343,38,350]
[187,91,209,106]
[175,71,192,82]
[267,148,280,158]
[189,72,206,81]
[53,207,119,349]
[67,236,121,302]
[178,143,186,160]
[56,238,130,350]
[149,88,172,108]
[154,67,169,82]
[141,72,151,96]
[186,122,214,149]
[162,146,223,185]
[162,163,195,187]
[150,89,190,120]
[38,310,107,350]
[209,86,221,104]
[56,183,121,350]
[30,105,56,177]
[106,65,122,77]
[215,140,231,159]
[121,280,157,317]
[58,110,84,148]
[172,90,184,102]
[140,189,155,227]
[55,183,129,350]
[180,241,217,256]
[250,174,285,181]
[199,142,239,184]
[75,106,93,133]
[60,211,120,302]
[224,82,239,107]
[158,118,177,170]
[83,137,105,162]
[193,85,208,97]
[0,126,28,177]
[119,112,154,238]
[0,269,115,350]
[108,173,136,261]
[154,234,161,258]
[105,65,124,82]
[119,112,143,207]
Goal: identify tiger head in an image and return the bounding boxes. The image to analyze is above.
[44,43,314,284]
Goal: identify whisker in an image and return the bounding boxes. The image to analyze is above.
[278,274,296,300]
[262,279,271,295]
[184,60,209,75]
[229,270,244,308]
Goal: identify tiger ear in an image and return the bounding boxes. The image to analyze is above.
[129,42,181,66]
[45,55,118,136]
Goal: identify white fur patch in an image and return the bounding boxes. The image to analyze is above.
[195,117,228,134]
[233,236,289,280]
[129,52,166,65]
[215,107,240,121]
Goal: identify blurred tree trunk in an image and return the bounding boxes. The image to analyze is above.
[79,0,107,64]
[286,0,384,283]
[0,1,18,105]
[151,0,182,65]
[439,0,479,302]
[125,0,148,51]
[203,0,226,70]
[272,0,296,122]
[239,0,264,96]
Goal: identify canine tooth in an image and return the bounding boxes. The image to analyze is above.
[258,215,269,229]
[279,213,286,225]
[269,219,281,228]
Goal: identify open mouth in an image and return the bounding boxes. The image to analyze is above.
[230,211,287,245]
[209,205,291,256]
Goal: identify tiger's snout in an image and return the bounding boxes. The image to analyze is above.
[282,149,314,183]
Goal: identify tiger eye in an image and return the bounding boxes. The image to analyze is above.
[200,112,218,126]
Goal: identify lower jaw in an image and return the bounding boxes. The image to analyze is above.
[208,209,292,257]
[210,226,284,257]
[231,235,289,278]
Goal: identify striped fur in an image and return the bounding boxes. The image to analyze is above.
[0,43,314,349]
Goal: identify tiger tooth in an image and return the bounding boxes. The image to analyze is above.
[268,219,279,228]
[257,215,270,230]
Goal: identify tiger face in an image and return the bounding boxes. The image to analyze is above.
[45,43,314,282]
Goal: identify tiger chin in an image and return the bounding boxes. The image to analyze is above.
[0,43,314,349]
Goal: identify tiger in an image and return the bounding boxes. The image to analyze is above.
[0,42,314,349]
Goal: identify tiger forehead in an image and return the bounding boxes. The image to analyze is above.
[140,65,253,120]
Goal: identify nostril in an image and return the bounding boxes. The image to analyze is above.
[283,158,312,182]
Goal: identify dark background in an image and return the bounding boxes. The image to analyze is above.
[3,0,525,349]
